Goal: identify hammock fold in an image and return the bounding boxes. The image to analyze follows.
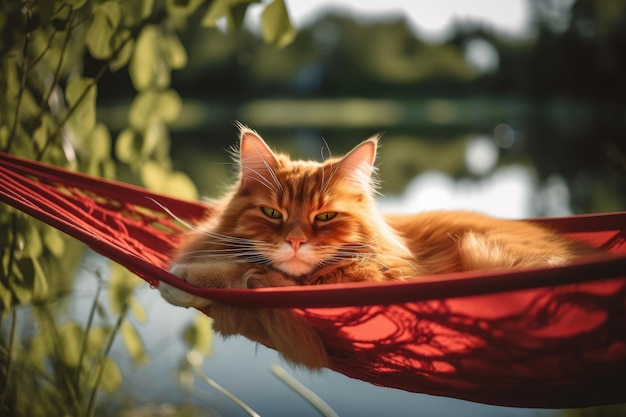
[1,151,625,408]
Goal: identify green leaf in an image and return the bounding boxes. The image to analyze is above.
[65,0,88,7]
[95,357,123,393]
[100,159,117,179]
[228,2,255,31]
[0,126,9,150]
[43,226,65,258]
[108,264,140,314]
[129,89,182,130]
[157,89,182,123]
[182,313,213,355]
[128,90,157,130]
[11,254,48,303]
[201,0,259,30]
[24,331,50,371]
[140,161,167,191]
[33,124,48,155]
[8,282,31,305]
[115,129,141,164]
[122,0,156,27]
[163,31,187,70]
[66,76,96,133]
[6,56,40,122]
[89,123,111,162]
[87,326,110,355]
[200,0,229,27]
[142,119,167,156]
[129,298,147,322]
[9,259,34,304]
[86,2,122,59]
[139,162,197,198]
[24,222,43,258]
[165,0,205,18]
[31,256,48,298]
[121,321,149,365]
[163,171,198,200]
[58,321,84,368]
[261,0,295,48]
[129,25,161,91]
[109,31,134,72]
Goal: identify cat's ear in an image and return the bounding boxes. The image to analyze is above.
[338,136,379,189]
[238,126,280,190]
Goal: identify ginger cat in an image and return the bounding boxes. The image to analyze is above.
[159,126,592,369]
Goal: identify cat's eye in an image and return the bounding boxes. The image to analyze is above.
[315,211,338,221]
[262,207,283,219]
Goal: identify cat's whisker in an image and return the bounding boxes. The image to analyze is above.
[320,253,392,273]
[320,138,333,192]
[183,249,257,256]
[181,243,267,253]
[323,242,374,249]
[367,258,391,270]
[246,142,284,195]
[146,199,269,252]
[190,243,258,253]
[242,167,278,193]
[317,251,375,266]
[147,197,205,234]
[320,137,333,160]
[235,256,271,264]
[329,253,373,259]
[196,235,257,246]
[322,245,377,256]
[321,162,339,194]
[196,230,268,245]
[260,155,284,195]
[183,254,242,260]
[183,252,270,263]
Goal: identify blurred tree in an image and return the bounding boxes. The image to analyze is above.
[526,0,626,212]
[169,12,476,99]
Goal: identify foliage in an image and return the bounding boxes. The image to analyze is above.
[0,0,294,416]
[561,404,626,417]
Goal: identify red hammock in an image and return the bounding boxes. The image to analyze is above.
[1,151,625,408]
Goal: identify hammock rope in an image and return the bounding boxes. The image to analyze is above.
[1,151,625,408]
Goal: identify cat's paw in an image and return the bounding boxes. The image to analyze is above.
[158,264,212,309]
[158,281,211,308]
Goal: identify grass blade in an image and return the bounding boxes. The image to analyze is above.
[195,369,261,417]
[270,364,340,417]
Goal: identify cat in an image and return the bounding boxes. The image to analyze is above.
[159,126,593,369]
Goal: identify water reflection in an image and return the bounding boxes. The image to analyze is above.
[380,135,572,218]
[385,164,572,219]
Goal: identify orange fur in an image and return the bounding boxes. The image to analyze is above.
[159,127,594,369]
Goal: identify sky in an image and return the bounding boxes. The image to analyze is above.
[283,0,531,41]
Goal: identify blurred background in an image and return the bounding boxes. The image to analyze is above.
[2,0,625,416]
[96,0,626,218]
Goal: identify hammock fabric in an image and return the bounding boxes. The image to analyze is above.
[1,151,625,408]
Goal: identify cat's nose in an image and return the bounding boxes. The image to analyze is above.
[286,236,307,251]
